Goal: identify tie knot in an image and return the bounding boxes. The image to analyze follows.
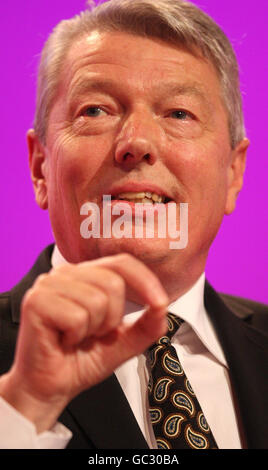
[166,312,184,339]
[148,313,184,351]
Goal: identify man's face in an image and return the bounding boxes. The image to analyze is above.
[29,31,248,299]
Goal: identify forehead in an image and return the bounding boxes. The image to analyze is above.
[57,30,223,106]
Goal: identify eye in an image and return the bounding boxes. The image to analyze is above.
[169,110,193,120]
[82,106,107,117]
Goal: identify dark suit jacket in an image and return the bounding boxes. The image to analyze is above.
[0,244,267,449]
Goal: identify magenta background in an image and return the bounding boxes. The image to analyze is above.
[1,0,267,302]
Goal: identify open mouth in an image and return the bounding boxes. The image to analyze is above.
[111,191,172,204]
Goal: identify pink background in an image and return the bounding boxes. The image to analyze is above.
[1,0,267,303]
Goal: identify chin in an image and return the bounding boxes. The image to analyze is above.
[95,236,172,264]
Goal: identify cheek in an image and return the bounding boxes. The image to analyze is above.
[48,135,111,193]
[165,137,230,203]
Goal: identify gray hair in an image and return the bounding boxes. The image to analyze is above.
[34,0,246,149]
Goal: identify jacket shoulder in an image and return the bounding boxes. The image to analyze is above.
[0,291,18,374]
[0,291,12,322]
[0,245,54,374]
[220,292,268,333]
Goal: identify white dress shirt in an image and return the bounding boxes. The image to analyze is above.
[0,245,243,448]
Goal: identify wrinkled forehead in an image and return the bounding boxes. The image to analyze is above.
[57,29,220,97]
[64,28,205,67]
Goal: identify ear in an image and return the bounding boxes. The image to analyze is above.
[27,129,48,210]
[224,137,250,215]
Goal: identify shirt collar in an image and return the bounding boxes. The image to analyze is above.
[51,244,69,267]
[168,274,227,367]
[51,244,227,367]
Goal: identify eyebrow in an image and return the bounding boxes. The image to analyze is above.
[68,79,118,103]
[156,82,210,105]
[68,78,211,107]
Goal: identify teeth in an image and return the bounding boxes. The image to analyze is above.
[118,192,145,199]
[142,198,153,204]
[152,194,162,202]
[117,192,164,203]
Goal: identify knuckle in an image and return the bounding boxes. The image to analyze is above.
[108,274,125,293]
[21,286,40,312]
[72,307,87,328]
[52,263,73,276]
[90,290,108,313]
[107,309,122,329]
[115,253,135,263]
[31,272,57,291]
[118,252,133,260]
[35,273,49,286]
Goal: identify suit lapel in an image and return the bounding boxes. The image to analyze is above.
[10,244,54,324]
[63,375,148,449]
[205,282,268,449]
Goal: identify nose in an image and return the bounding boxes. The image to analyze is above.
[114,111,161,168]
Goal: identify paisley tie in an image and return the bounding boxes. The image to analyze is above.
[147,312,218,449]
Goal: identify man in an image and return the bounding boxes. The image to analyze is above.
[0,0,267,449]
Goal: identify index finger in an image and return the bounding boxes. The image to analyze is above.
[80,253,169,310]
